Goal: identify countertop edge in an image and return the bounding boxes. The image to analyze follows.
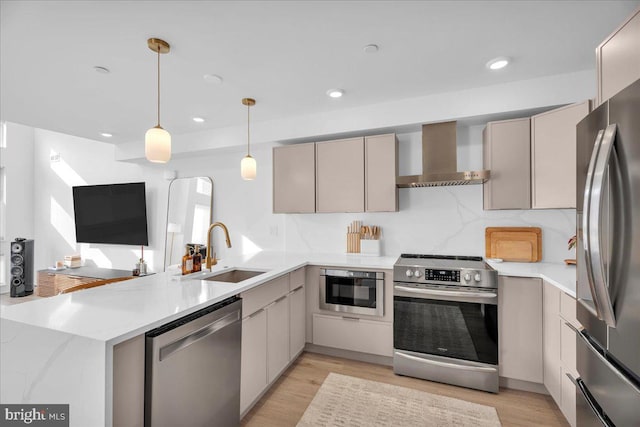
[487,260,577,298]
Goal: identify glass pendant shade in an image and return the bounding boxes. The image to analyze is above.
[145,125,171,163]
[241,155,256,180]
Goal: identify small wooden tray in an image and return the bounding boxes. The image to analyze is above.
[485,227,542,262]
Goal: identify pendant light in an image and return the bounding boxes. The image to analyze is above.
[145,38,171,163]
[241,98,256,180]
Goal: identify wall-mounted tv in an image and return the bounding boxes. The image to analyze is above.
[72,182,149,246]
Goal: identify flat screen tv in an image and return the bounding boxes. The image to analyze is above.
[72,182,149,246]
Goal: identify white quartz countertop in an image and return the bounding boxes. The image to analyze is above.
[487,260,577,297]
[0,251,397,346]
[1,251,576,345]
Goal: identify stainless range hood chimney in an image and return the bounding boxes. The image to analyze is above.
[396,121,490,188]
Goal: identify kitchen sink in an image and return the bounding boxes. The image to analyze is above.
[203,269,268,283]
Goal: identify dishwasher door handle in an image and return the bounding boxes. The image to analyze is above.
[159,310,240,361]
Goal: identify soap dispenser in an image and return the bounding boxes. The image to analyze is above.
[192,245,202,273]
[181,246,194,275]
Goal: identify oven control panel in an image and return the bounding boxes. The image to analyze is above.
[424,269,460,282]
[394,265,498,289]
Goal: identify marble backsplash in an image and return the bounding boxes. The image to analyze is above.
[284,185,576,263]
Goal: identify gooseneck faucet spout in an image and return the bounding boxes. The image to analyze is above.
[205,222,232,270]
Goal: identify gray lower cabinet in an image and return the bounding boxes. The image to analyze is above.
[547,281,581,427]
[498,276,543,383]
[543,281,562,403]
[240,309,268,414]
[483,118,531,210]
[112,335,145,427]
[240,269,306,416]
[267,294,290,383]
[289,285,306,359]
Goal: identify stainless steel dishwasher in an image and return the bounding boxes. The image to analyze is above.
[145,296,242,427]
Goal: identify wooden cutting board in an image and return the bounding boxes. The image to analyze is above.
[485,227,542,262]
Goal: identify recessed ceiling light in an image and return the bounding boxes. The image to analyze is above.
[203,74,223,84]
[363,44,379,53]
[192,117,205,123]
[93,66,110,74]
[486,57,510,70]
[100,132,113,138]
[327,89,344,98]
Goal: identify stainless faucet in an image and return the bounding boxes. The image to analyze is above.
[205,222,232,270]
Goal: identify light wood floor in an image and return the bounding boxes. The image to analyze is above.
[241,352,569,427]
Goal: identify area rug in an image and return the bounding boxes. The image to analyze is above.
[296,373,502,427]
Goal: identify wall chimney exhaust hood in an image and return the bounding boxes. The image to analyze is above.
[396,121,490,188]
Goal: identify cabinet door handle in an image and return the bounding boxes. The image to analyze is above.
[248,308,265,319]
[274,295,288,304]
[342,316,360,321]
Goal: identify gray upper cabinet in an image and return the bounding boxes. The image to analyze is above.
[531,100,590,209]
[273,134,398,213]
[365,134,398,212]
[273,143,316,213]
[597,7,640,105]
[483,117,531,210]
[316,137,365,213]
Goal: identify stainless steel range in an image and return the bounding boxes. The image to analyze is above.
[393,254,499,393]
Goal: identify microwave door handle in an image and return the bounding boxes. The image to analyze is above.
[588,124,617,327]
[582,129,604,318]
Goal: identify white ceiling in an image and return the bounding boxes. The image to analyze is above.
[1,0,638,145]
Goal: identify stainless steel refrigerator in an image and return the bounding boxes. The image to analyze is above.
[574,78,640,426]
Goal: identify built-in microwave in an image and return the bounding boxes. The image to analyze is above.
[319,268,384,317]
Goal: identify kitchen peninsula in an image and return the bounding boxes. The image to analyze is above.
[1,251,575,427]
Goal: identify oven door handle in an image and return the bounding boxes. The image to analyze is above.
[394,285,497,302]
[395,351,497,373]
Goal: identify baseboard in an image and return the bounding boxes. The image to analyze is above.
[499,377,549,394]
[305,343,393,367]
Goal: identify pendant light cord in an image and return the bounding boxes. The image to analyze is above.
[247,103,251,156]
[157,46,161,127]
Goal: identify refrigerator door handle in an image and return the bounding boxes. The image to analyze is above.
[572,375,615,427]
[582,129,605,318]
[588,123,617,327]
[570,323,640,394]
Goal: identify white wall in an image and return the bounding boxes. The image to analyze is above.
[31,129,157,272]
[1,122,35,289]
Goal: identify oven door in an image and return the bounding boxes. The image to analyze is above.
[320,269,384,317]
[393,283,498,365]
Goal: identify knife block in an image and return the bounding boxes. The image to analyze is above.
[346,232,360,253]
